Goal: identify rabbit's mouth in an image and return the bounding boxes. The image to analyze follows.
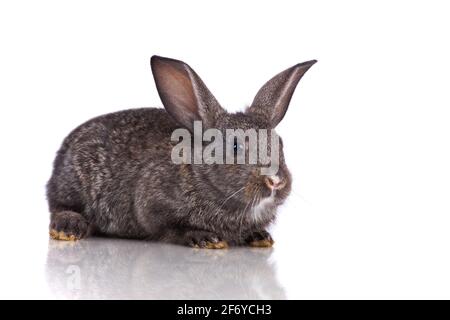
[243,173,291,221]
[248,185,291,222]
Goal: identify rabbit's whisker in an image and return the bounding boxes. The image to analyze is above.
[237,185,260,242]
[211,186,246,217]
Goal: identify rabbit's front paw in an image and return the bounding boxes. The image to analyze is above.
[185,231,228,249]
[49,211,89,241]
[246,230,274,248]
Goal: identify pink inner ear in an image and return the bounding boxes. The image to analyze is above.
[152,55,225,130]
[155,60,198,116]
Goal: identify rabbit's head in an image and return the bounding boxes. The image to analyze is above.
[151,56,315,216]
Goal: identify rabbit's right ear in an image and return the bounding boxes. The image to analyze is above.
[247,60,317,128]
[151,56,225,131]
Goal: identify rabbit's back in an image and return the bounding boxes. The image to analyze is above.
[47,108,179,238]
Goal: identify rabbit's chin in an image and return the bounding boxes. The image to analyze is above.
[250,193,276,223]
[248,189,289,224]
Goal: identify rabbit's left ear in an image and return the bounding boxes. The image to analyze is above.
[151,55,225,131]
[247,60,317,127]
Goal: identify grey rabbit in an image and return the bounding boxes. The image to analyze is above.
[47,55,316,248]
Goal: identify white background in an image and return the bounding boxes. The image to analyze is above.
[0,0,449,299]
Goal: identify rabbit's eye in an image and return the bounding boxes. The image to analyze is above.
[233,139,244,155]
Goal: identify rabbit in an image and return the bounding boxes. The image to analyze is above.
[46,55,316,248]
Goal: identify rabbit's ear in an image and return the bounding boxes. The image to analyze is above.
[151,55,224,131]
[247,60,317,127]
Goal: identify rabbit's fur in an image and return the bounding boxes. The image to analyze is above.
[47,56,316,248]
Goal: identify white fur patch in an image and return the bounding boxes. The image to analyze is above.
[251,192,274,222]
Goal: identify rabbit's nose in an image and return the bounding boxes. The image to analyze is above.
[264,175,286,191]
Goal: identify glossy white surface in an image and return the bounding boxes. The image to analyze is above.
[45,239,285,300]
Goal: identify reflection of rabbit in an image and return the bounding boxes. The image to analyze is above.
[46,239,286,299]
[46,55,316,248]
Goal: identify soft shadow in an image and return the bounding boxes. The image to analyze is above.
[45,238,286,299]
